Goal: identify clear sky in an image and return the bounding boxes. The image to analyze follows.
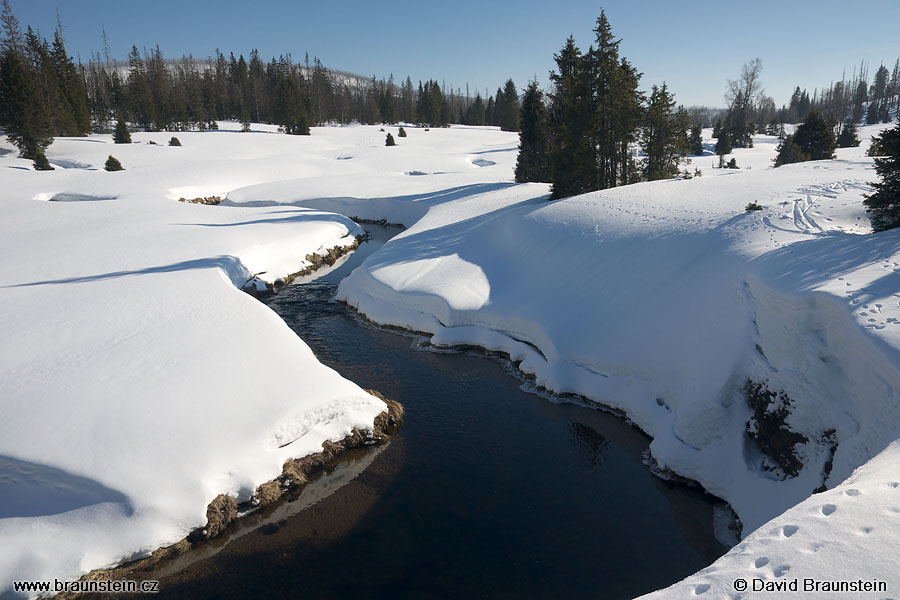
[9,0,900,108]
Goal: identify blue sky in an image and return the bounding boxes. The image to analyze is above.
[10,0,900,107]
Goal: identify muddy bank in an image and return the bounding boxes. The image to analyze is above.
[242,235,364,296]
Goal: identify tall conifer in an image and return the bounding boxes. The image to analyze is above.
[642,83,681,180]
[514,80,550,183]
[0,7,52,159]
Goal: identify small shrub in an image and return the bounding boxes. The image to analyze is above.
[398,127,407,138]
[693,167,702,178]
[32,153,54,171]
[745,202,763,211]
[385,133,396,147]
[168,136,181,147]
[424,127,430,132]
[147,140,158,145]
[178,195,222,205]
[105,155,124,171]
[726,158,739,169]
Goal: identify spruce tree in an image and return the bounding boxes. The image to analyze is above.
[499,78,520,131]
[793,109,836,160]
[773,135,809,167]
[50,22,90,136]
[689,122,704,155]
[642,83,682,181]
[385,132,396,146]
[0,46,52,158]
[105,155,124,171]
[514,80,550,183]
[168,136,181,146]
[836,120,860,148]
[32,151,54,170]
[590,12,643,187]
[398,127,407,137]
[548,36,593,199]
[113,115,131,143]
[863,116,900,230]
[715,126,732,167]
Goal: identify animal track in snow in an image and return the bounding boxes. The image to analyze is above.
[692,583,710,595]
[782,524,799,537]
[821,504,837,516]
[845,488,861,497]
[754,557,769,568]
[773,565,791,577]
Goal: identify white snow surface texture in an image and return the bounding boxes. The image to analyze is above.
[231,122,900,598]
[0,123,389,592]
[2,120,899,598]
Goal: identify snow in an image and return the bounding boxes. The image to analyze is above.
[0,123,388,592]
[2,118,899,597]
[639,440,900,599]
[228,122,900,596]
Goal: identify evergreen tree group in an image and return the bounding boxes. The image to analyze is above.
[0,0,88,164]
[516,12,693,196]
[0,0,531,159]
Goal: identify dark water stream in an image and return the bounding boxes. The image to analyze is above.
[157,224,726,600]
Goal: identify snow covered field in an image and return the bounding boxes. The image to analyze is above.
[2,120,898,597]
[0,123,394,592]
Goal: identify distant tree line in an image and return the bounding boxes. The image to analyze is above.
[0,0,522,166]
[708,57,899,158]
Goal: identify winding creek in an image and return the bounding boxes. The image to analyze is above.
[156,224,727,599]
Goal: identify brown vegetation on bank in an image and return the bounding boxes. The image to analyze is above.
[55,391,402,598]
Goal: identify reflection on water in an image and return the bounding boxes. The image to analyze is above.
[157,225,726,600]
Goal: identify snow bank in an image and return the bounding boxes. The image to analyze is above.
[232,123,900,595]
[4,119,897,597]
[639,440,900,599]
[0,124,394,591]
